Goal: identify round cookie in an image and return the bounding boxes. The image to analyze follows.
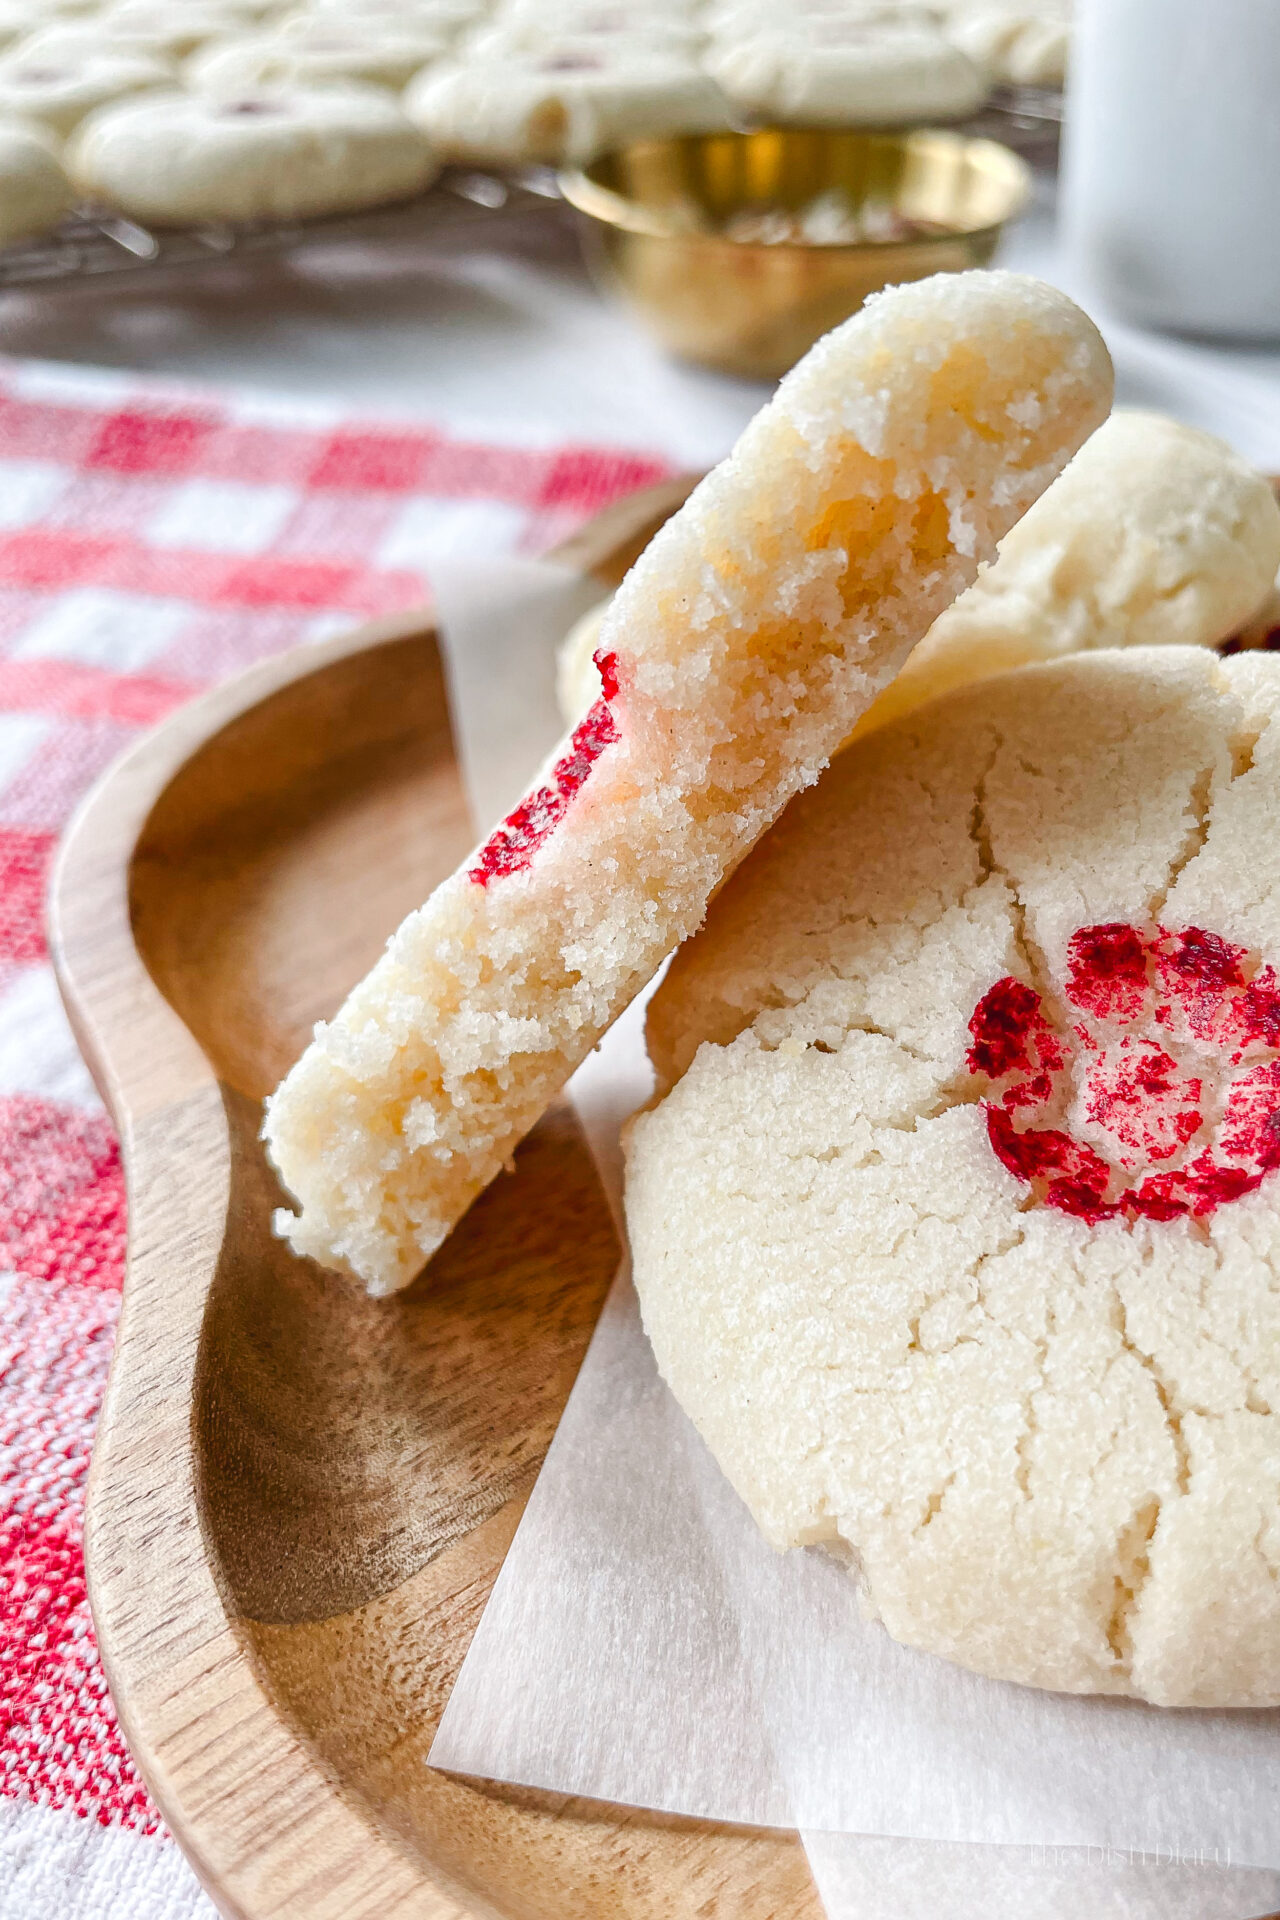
[66,84,437,222]
[0,0,94,53]
[945,0,1069,88]
[629,645,1280,1708]
[186,17,448,91]
[20,10,257,60]
[854,410,1280,742]
[0,117,71,239]
[403,48,729,166]
[463,20,703,62]
[705,20,989,125]
[0,41,170,136]
[558,414,1280,732]
[303,0,477,16]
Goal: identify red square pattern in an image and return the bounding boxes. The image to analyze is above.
[82,407,218,478]
[0,1095,127,1293]
[0,831,55,965]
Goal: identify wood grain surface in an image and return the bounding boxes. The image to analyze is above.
[49,476,822,1920]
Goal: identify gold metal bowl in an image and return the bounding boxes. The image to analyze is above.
[560,126,1031,381]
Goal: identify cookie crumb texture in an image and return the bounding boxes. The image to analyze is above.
[266,269,1111,1293]
[631,647,1280,1706]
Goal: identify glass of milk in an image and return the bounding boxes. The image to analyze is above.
[1062,0,1280,340]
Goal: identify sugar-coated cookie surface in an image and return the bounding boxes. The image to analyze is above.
[629,647,1280,1707]
[0,120,72,242]
[67,85,437,223]
[851,409,1280,744]
[265,271,1111,1294]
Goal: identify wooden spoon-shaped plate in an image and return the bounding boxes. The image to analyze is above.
[49,477,820,1920]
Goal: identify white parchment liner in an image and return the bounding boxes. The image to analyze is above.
[427,554,1280,1919]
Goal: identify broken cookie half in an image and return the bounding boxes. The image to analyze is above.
[265,269,1110,1294]
[631,646,1280,1708]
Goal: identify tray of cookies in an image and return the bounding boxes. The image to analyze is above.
[0,0,1064,286]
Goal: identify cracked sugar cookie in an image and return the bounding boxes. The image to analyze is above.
[629,646,1280,1707]
[264,270,1111,1294]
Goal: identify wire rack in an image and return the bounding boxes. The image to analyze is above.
[0,166,566,289]
[0,96,1061,292]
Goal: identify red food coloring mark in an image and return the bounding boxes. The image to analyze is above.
[1082,1039,1201,1168]
[971,921,1280,1223]
[1234,965,1280,1051]
[1066,922,1150,1023]
[1155,926,1247,1039]
[985,1107,1116,1222]
[469,695,620,884]
[593,645,621,702]
[1130,1152,1266,1221]
[1219,1059,1280,1171]
[966,977,1064,1084]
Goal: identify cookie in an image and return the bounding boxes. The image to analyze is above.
[403,48,729,166]
[629,646,1280,1708]
[855,410,1280,742]
[945,0,1069,88]
[464,19,704,62]
[263,270,1111,1294]
[302,0,478,25]
[705,19,989,125]
[0,117,71,240]
[186,16,448,91]
[0,0,94,52]
[0,41,170,136]
[66,84,437,222]
[557,416,1280,735]
[21,9,257,60]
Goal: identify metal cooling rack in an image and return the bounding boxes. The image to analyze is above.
[0,166,565,289]
[0,92,1061,293]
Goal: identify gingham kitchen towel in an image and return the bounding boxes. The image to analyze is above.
[0,355,669,1919]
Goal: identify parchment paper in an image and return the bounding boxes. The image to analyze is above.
[427,555,1280,1918]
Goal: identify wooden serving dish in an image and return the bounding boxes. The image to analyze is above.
[49,477,820,1920]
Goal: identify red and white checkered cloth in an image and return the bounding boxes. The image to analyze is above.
[0,356,670,1919]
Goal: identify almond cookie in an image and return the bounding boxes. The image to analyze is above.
[66,83,437,222]
[629,646,1280,1707]
[264,270,1111,1294]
